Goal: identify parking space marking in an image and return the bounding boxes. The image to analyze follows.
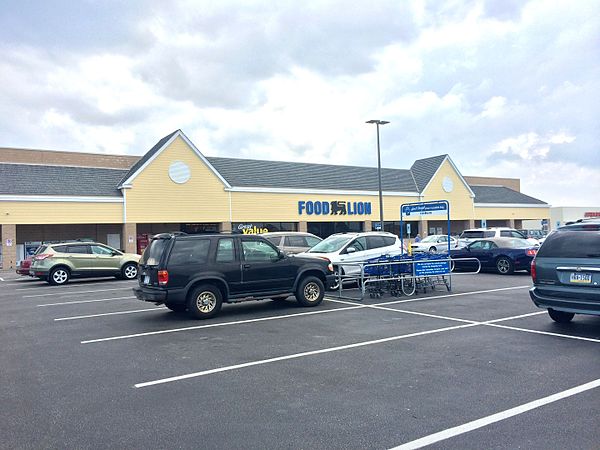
[23,287,133,298]
[15,281,134,291]
[37,296,136,307]
[81,304,367,344]
[134,322,479,388]
[487,323,600,343]
[54,307,165,321]
[390,377,600,450]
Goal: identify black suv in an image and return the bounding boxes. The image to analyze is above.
[530,219,600,323]
[133,233,336,319]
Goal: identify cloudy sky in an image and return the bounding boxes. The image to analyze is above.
[1,0,598,206]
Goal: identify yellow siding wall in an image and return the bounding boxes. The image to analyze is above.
[475,207,549,220]
[0,202,122,224]
[421,159,474,219]
[230,192,419,222]
[125,136,230,223]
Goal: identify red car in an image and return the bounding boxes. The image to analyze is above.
[16,257,33,276]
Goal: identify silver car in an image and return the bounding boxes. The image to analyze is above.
[261,232,322,255]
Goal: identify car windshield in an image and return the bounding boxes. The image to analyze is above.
[140,238,169,266]
[308,235,352,253]
[420,235,438,243]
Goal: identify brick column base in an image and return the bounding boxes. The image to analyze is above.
[122,223,137,254]
[363,220,372,232]
[1,224,17,270]
[298,221,307,232]
[220,222,232,233]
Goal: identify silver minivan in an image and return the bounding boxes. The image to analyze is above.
[261,232,322,255]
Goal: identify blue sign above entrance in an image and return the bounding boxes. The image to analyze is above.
[401,201,448,217]
[298,201,372,216]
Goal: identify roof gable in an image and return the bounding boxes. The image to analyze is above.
[118,130,231,188]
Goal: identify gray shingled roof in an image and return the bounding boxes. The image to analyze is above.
[0,164,127,196]
[118,130,179,186]
[471,185,547,204]
[206,157,418,192]
[410,154,448,191]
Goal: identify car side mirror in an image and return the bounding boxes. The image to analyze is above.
[346,247,356,254]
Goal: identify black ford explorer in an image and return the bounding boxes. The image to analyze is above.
[134,233,336,319]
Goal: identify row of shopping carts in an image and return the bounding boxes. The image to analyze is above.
[362,252,451,298]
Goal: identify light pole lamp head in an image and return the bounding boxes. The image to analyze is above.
[366,119,390,125]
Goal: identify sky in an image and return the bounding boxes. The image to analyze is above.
[0,0,598,206]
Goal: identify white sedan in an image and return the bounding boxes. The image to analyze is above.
[410,235,458,253]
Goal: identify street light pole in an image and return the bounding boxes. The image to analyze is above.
[366,119,389,232]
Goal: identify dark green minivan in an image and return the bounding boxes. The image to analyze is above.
[530,220,600,323]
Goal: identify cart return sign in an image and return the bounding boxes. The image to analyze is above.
[400,200,452,283]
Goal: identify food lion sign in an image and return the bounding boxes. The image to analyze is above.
[298,200,372,216]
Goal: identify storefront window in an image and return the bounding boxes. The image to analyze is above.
[372,221,419,238]
[307,222,362,239]
[181,223,220,234]
[232,222,297,234]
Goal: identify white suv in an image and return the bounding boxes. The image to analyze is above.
[458,228,539,247]
[297,231,403,277]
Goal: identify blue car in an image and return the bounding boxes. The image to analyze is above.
[450,237,537,274]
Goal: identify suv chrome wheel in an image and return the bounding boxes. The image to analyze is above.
[49,268,69,285]
[296,276,324,307]
[123,263,138,279]
[196,291,217,313]
[303,281,320,302]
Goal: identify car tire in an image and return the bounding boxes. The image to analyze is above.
[187,284,223,319]
[429,246,437,253]
[165,302,187,312]
[48,267,70,285]
[121,262,138,280]
[496,257,514,275]
[296,276,324,307]
[548,308,575,323]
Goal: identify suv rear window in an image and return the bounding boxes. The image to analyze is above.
[141,238,170,266]
[537,230,600,258]
[168,239,211,266]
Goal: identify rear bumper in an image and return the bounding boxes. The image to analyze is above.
[133,285,186,304]
[529,287,600,315]
[16,267,31,275]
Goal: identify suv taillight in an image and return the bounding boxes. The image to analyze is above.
[34,254,52,261]
[530,259,537,283]
[158,270,169,286]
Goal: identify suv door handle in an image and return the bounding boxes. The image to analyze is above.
[243,264,251,269]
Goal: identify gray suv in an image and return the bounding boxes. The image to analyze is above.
[529,220,600,323]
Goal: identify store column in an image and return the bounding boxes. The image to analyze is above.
[419,219,428,237]
[363,220,372,232]
[298,221,307,232]
[220,222,232,233]
[508,219,515,228]
[122,223,137,254]
[467,219,475,229]
[1,224,17,270]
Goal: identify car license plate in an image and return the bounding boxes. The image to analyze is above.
[569,273,592,284]
[143,275,150,285]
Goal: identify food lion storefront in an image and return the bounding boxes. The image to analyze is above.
[0,129,550,269]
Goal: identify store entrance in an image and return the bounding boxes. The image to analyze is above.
[307,222,362,239]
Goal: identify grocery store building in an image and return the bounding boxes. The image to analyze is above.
[0,130,550,269]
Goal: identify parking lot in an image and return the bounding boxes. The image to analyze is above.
[1,271,599,449]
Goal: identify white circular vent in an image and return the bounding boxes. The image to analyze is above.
[168,161,191,184]
[442,176,454,193]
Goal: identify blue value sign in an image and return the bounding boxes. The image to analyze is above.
[401,201,448,217]
[414,260,451,276]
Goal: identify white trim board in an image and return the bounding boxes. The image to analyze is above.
[0,195,123,203]
[225,187,420,196]
[474,203,550,208]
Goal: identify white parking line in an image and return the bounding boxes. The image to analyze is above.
[134,322,479,388]
[15,280,135,291]
[390,377,600,449]
[23,287,133,298]
[54,307,164,321]
[81,286,533,344]
[487,323,600,343]
[37,296,136,307]
[81,304,367,344]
